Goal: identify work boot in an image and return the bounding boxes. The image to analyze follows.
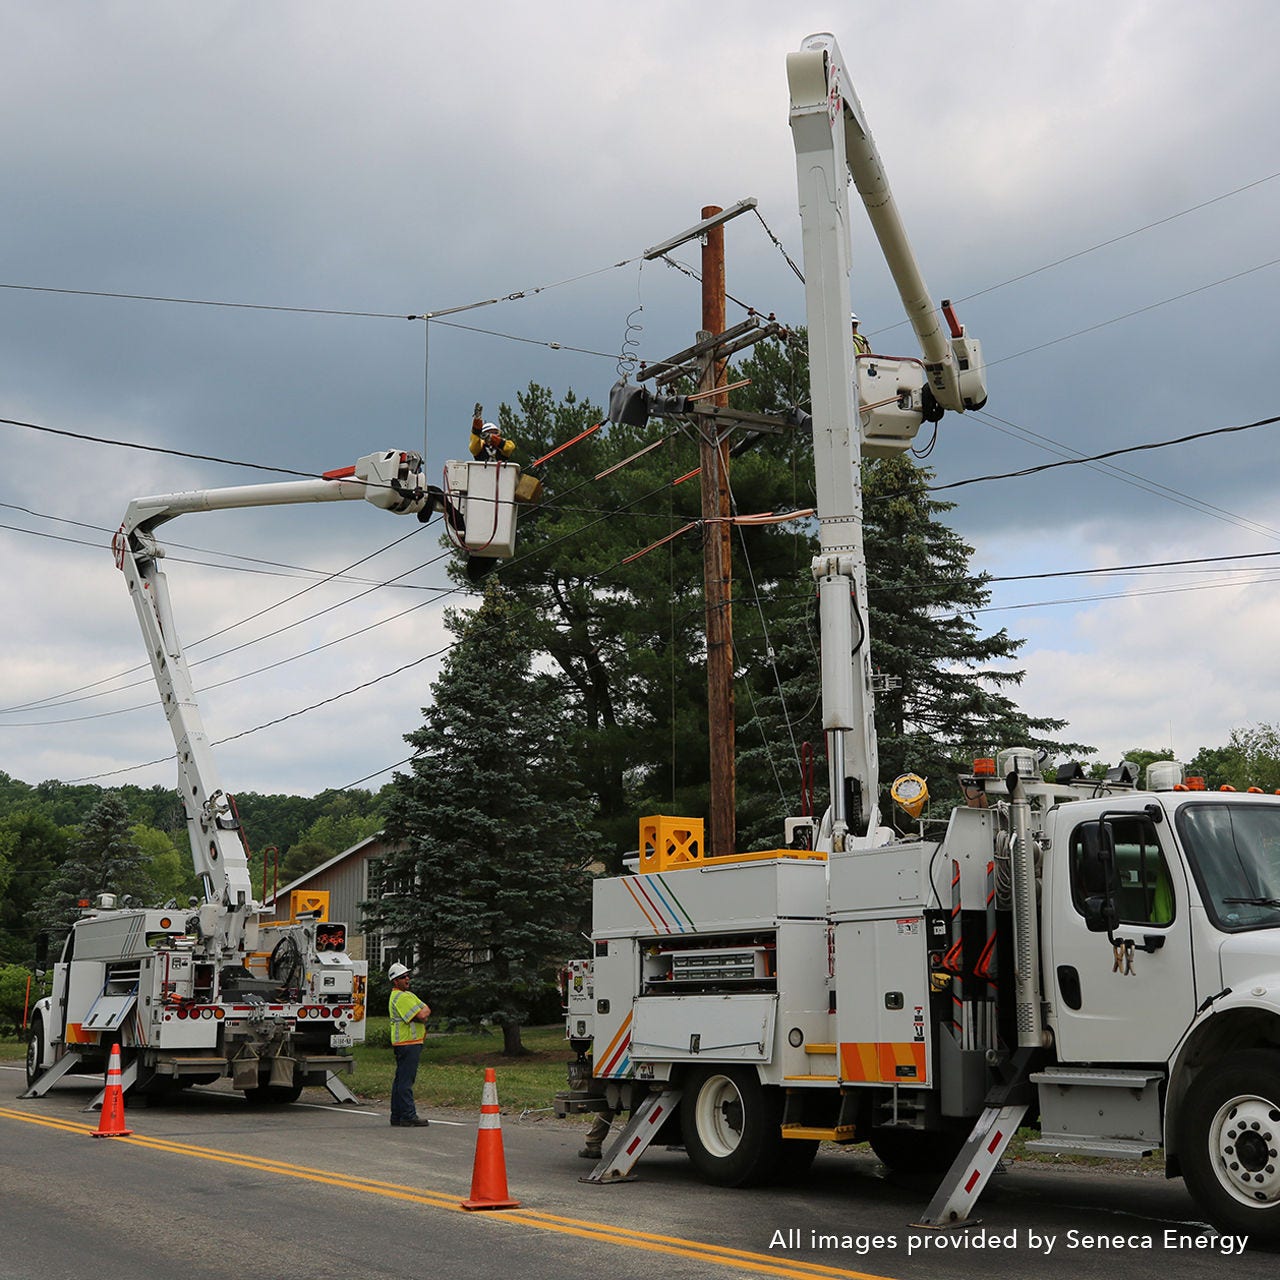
[578,1145,601,1160]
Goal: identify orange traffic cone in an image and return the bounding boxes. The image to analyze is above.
[460,1067,520,1210]
[92,1042,132,1138]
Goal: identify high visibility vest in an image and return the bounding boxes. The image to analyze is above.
[389,988,427,1046]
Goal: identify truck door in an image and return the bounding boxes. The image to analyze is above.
[1046,811,1198,1064]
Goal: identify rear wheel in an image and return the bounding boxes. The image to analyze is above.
[680,1066,783,1187]
[245,1080,305,1105]
[1182,1049,1280,1242]
[870,1124,967,1175]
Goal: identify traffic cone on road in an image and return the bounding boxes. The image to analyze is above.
[460,1067,520,1210]
[92,1043,132,1139]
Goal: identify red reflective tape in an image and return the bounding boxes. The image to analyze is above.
[647,1107,665,1127]
[626,1137,642,1155]
[987,1130,1004,1153]
[964,1168,982,1193]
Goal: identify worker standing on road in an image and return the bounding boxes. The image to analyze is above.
[387,962,431,1128]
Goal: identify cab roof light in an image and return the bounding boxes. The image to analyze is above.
[972,757,996,777]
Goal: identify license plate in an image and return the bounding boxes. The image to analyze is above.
[330,1034,353,1048]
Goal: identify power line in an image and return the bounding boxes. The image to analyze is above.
[986,255,1280,368]
[928,412,1280,494]
[972,412,1280,545]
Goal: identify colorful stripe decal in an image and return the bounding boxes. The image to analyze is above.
[622,874,697,934]
[596,1012,633,1078]
[650,874,696,930]
[840,1041,928,1084]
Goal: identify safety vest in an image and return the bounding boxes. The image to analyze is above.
[389,988,427,1046]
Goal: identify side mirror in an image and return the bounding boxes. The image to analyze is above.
[34,934,49,971]
[1084,894,1120,934]
[1077,821,1121,933]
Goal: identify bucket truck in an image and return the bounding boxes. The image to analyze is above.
[25,445,527,1104]
[557,33,1280,1244]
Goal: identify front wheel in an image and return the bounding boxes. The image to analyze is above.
[680,1066,783,1187]
[25,1015,44,1089]
[1182,1049,1280,1242]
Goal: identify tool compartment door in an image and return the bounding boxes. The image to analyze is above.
[834,916,932,1085]
[632,994,777,1062]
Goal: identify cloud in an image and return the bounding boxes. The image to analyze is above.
[3,1,1279,797]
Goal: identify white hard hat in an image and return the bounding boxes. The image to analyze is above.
[388,962,411,981]
[849,311,860,323]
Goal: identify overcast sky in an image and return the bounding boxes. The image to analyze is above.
[3,1,1279,810]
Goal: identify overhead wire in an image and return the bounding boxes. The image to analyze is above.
[11,173,1280,783]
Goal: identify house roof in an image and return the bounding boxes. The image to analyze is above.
[264,831,386,909]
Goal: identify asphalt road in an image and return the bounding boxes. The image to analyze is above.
[0,1063,1271,1280]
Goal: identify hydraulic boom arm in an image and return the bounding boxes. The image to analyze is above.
[787,34,987,847]
[113,450,434,953]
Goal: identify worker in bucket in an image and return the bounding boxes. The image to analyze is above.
[387,962,432,1127]
[851,311,871,356]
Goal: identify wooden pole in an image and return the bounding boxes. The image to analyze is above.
[698,206,735,857]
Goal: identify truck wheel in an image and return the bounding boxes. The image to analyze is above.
[680,1066,782,1187]
[870,1124,967,1175]
[246,1082,305,1105]
[1182,1049,1280,1241]
[25,1015,44,1089]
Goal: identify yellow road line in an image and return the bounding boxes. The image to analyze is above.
[0,1107,895,1280]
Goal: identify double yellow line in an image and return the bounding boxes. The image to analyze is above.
[0,1107,894,1280]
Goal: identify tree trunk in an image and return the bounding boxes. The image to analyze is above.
[500,1017,527,1056]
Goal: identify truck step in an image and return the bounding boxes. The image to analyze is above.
[804,1042,837,1055]
[783,1073,839,1082]
[1023,1135,1158,1160]
[781,1123,858,1142]
[1030,1067,1163,1090]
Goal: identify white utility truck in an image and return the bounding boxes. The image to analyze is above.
[25,444,526,1104]
[558,33,1280,1243]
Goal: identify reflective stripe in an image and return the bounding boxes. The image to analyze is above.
[389,989,426,1045]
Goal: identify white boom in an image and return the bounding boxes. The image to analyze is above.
[787,32,987,846]
[113,450,433,955]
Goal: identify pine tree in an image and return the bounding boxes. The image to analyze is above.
[33,793,154,939]
[363,583,600,1054]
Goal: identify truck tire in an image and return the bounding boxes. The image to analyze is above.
[25,1015,44,1089]
[680,1066,783,1187]
[246,1081,305,1105]
[870,1123,967,1175]
[1182,1049,1280,1241]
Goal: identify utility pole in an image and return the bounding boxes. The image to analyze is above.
[698,207,735,858]
[634,198,789,859]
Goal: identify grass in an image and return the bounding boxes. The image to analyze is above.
[349,1020,571,1111]
[0,1021,575,1114]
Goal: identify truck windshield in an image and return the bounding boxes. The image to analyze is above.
[1177,802,1280,932]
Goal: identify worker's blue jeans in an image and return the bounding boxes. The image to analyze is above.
[391,1042,424,1122]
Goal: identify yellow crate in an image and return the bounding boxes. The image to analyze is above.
[289,889,330,921]
[639,815,705,872]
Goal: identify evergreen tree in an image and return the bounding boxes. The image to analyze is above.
[363,583,600,1054]
[860,456,1087,806]
[32,793,155,940]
